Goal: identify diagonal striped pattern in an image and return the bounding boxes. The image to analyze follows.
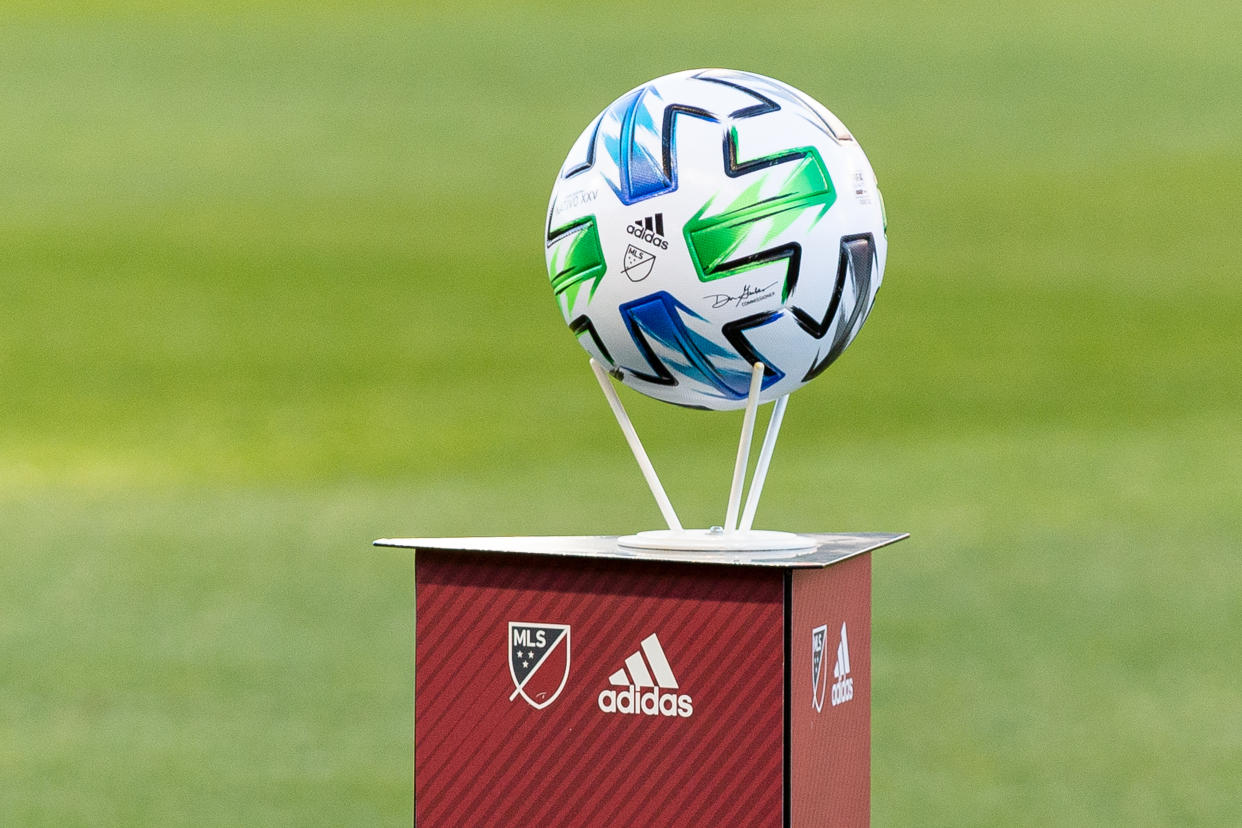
[788,555,872,827]
[415,550,784,826]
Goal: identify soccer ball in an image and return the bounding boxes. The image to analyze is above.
[544,68,887,410]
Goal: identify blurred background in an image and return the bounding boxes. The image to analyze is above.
[2,0,1239,824]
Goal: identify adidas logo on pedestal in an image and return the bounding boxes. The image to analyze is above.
[597,633,693,718]
[831,623,854,706]
[626,212,669,249]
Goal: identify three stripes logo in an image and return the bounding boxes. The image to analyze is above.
[830,622,854,707]
[597,633,693,718]
[626,212,669,250]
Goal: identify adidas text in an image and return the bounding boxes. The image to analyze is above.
[627,214,669,249]
[598,686,693,717]
[626,223,668,249]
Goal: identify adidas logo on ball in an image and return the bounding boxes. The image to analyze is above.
[626,213,669,249]
[597,633,693,718]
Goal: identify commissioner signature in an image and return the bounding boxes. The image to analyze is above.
[704,281,778,309]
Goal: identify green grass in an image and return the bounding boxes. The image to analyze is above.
[2,1,1240,824]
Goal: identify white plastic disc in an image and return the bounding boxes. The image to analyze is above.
[617,528,817,555]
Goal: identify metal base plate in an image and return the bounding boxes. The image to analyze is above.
[375,532,908,568]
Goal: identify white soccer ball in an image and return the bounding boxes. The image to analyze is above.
[545,68,887,410]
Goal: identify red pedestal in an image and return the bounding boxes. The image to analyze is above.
[377,533,904,827]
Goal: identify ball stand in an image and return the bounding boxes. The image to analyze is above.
[379,359,907,825]
[589,358,815,557]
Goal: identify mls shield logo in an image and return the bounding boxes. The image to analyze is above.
[508,622,571,710]
[811,624,828,713]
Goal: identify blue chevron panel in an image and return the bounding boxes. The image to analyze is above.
[619,291,756,400]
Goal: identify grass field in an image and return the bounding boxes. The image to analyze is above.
[2,1,1240,824]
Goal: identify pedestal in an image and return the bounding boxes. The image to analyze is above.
[375,532,906,827]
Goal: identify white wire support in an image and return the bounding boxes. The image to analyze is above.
[739,393,789,533]
[589,359,683,532]
[724,363,766,533]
